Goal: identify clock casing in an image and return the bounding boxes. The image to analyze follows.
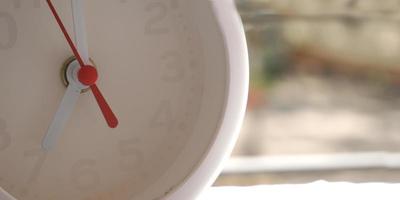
[0,0,248,199]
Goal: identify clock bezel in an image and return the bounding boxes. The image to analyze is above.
[164,0,249,199]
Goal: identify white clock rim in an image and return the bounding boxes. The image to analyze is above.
[164,0,249,199]
[0,0,249,199]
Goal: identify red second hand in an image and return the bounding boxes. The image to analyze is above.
[46,0,85,67]
[90,85,119,128]
[47,0,119,128]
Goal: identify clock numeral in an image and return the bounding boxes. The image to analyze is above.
[24,149,47,184]
[0,118,11,151]
[118,138,144,171]
[161,51,185,82]
[144,0,181,35]
[21,149,48,196]
[71,159,100,191]
[12,0,41,9]
[0,12,17,50]
[145,2,170,35]
[151,101,173,128]
[150,101,179,133]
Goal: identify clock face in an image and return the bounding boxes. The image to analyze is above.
[0,1,229,200]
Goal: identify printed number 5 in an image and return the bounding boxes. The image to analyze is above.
[119,138,143,171]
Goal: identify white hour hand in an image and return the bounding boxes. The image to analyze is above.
[42,84,81,151]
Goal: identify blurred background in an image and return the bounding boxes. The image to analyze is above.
[215,0,400,186]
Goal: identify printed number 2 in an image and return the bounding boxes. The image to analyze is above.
[145,2,169,35]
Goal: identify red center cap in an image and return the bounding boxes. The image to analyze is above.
[78,65,98,86]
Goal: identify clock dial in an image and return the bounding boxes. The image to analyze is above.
[0,0,229,200]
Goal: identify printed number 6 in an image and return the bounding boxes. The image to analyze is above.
[71,160,100,191]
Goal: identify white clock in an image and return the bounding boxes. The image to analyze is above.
[0,0,248,199]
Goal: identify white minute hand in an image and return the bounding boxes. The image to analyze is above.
[72,0,89,63]
[71,0,119,128]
